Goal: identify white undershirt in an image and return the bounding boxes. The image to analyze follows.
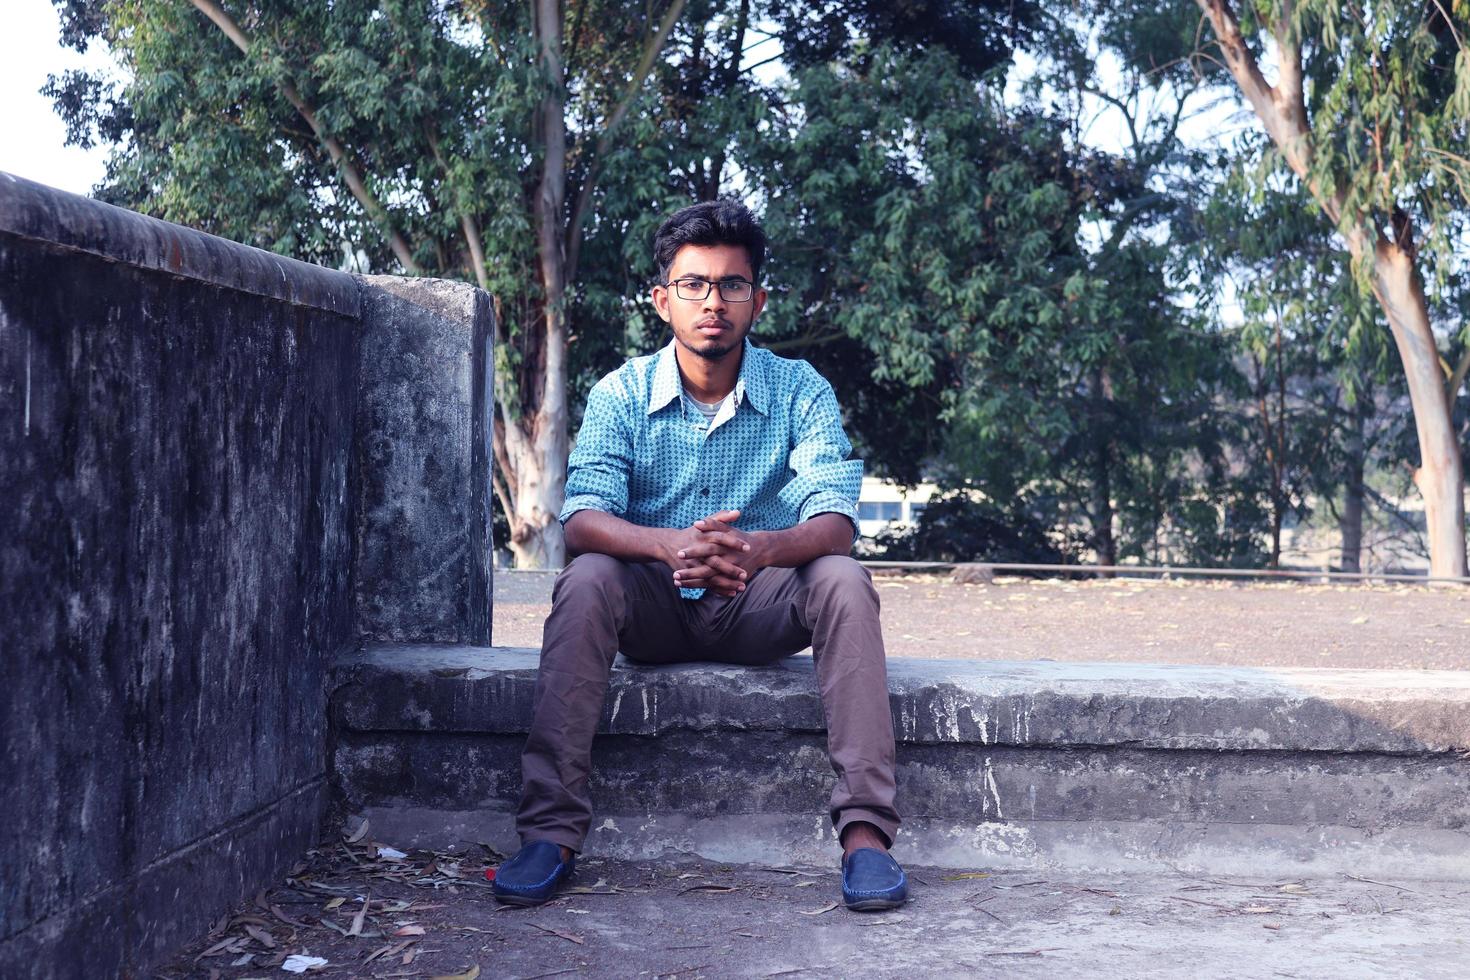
[684,389,728,422]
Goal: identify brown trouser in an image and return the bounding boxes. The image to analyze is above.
[515,552,900,852]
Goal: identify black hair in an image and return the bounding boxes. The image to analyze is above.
[652,199,766,284]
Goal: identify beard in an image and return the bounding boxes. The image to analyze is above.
[679,316,743,360]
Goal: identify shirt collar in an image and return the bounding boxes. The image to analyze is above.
[647,338,769,417]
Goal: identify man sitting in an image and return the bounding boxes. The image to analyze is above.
[492,200,905,912]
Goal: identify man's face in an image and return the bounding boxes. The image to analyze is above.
[652,243,767,363]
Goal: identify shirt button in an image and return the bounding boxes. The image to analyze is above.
[701,487,710,496]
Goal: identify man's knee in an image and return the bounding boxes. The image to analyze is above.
[552,553,631,610]
[802,555,878,613]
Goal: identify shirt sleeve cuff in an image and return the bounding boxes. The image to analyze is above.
[799,493,861,543]
[559,494,623,524]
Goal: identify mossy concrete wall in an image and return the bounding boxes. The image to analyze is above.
[0,172,492,978]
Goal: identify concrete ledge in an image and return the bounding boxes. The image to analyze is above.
[334,644,1470,753]
[331,645,1470,878]
[0,171,359,315]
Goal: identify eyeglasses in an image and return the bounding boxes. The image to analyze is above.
[661,277,755,303]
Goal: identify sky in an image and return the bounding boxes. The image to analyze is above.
[1,0,120,195]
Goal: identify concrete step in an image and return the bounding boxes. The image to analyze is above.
[329,645,1470,880]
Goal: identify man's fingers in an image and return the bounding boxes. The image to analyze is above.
[674,556,745,581]
[695,509,740,531]
[703,554,748,578]
[672,563,745,593]
[677,535,750,559]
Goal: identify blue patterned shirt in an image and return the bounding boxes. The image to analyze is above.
[560,338,863,599]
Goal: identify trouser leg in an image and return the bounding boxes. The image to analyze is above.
[514,554,684,851]
[710,555,900,846]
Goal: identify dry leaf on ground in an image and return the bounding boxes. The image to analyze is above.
[347,898,368,937]
[429,966,481,980]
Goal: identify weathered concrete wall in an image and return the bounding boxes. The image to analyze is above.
[353,276,493,644]
[0,173,494,978]
[332,645,1470,879]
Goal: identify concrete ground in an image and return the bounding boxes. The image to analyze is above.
[494,570,1470,670]
[157,837,1468,979]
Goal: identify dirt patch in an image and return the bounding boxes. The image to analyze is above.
[494,570,1470,671]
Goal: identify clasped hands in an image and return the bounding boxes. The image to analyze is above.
[665,508,764,597]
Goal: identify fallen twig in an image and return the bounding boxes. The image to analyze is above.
[529,922,584,945]
[1169,895,1235,911]
[1343,873,1425,896]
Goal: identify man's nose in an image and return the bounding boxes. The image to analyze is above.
[702,286,726,313]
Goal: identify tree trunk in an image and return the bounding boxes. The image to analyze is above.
[502,415,566,568]
[1091,451,1117,568]
[1370,240,1467,577]
[507,0,572,570]
[1339,400,1366,573]
[493,0,686,568]
[1090,367,1116,569]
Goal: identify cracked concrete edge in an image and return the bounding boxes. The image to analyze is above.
[332,645,1470,753]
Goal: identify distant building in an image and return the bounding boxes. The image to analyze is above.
[856,477,942,539]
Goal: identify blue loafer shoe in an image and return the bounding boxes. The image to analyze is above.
[841,848,908,911]
[492,840,575,906]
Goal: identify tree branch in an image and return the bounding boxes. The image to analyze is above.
[1195,0,1349,229]
[1448,345,1470,407]
[763,332,845,353]
[426,127,491,291]
[492,467,516,537]
[563,0,688,283]
[187,0,421,273]
[493,409,518,508]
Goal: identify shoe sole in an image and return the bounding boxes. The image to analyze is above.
[845,896,906,911]
[493,891,553,907]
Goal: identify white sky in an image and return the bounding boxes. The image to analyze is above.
[1,0,119,195]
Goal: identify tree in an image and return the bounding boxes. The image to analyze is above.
[48,0,696,568]
[1193,0,1470,576]
[1196,144,1416,570]
[748,36,1257,567]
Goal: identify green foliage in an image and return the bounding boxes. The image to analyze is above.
[770,0,1039,80]
[1272,0,1470,294]
[52,0,1457,568]
[873,491,1078,564]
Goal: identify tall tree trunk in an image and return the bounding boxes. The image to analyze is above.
[1196,0,1468,577]
[1369,240,1467,578]
[1091,445,1117,568]
[503,0,573,570]
[1090,367,1116,569]
[503,0,687,568]
[1339,398,1366,573]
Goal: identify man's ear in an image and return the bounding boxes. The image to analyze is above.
[751,286,768,322]
[651,283,671,322]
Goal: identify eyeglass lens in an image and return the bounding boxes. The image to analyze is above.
[673,278,753,301]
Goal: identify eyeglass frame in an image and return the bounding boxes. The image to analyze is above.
[658,275,757,303]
